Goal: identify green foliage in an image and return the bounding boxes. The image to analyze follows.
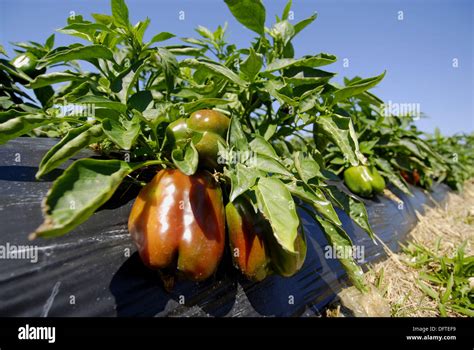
[403,241,474,317]
[0,0,471,290]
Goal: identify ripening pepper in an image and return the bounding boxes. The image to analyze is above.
[225,196,272,281]
[187,109,230,138]
[400,169,420,186]
[165,118,194,148]
[165,110,230,170]
[194,132,226,169]
[267,230,307,277]
[343,165,386,197]
[11,52,45,81]
[128,169,226,281]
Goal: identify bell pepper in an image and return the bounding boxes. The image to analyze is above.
[343,165,386,197]
[226,195,307,280]
[128,169,226,281]
[267,229,307,277]
[187,109,230,138]
[165,118,194,148]
[194,131,226,170]
[11,52,45,80]
[165,109,230,170]
[225,196,272,281]
[400,169,420,186]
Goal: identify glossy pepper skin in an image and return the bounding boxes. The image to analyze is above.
[165,118,194,148]
[11,52,45,80]
[187,109,230,138]
[194,132,226,169]
[344,165,386,197]
[225,197,271,281]
[128,169,226,281]
[267,230,307,277]
[369,166,386,193]
[165,109,230,170]
[401,169,421,185]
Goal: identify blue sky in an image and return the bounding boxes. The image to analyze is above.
[0,0,472,135]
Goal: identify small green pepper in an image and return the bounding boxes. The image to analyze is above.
[344,165,386,197]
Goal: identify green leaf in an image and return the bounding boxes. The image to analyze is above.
[182,98,231,113]
[181,58,247,87]
[0,62,32,83]
[285,68,335,88]
[156,48,179,93]
[195,25,214,40]
[299,86,324,113]
[417,280,439,300]
[293,13,317,36]
[102,114,140,150]
[229,116,249,151]
[229,163,258,202]
[34,86,54,108]
[45,34,55,50]
[315,215,367,292]
[253,154,292,177]
[58,23,113,41]
[128,90,153,112]
[265,53,336,72]
[294,151,322,182]
[123,60,147,100]
[0,114,56,145]
[73,95,127,113]
[374,157,411,195]
[165,45,205,57]
[148,32,175,46]
[324,185,375,240]
[419,271,443,284]
[256,177,299,253]
[224,0,266,35]
[249,135,278,158]
[36,124,104,178]
[317,114,364,166]
[287,182,342,226]
[0,98,15,110]
[92,13,114,25]
[282,0,292,20]
[240,47,263,81]
[60,82,91,103]
[39,45,115,68]
[172,141,198,176]
[264,80,296,106]
[397,138,424,158]
[333,71,386,103]
[111,0,130,29]
[0,109,32,123]
[260,122,278,140]
[29,72,85,89]
[441,273,454,304]
[133,18,150,43]
[359,140,378,155]
[33,159,135,238]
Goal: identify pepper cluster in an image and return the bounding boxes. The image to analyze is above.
[128,109,306,283]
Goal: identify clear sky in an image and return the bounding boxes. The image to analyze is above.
[0,0,472,135]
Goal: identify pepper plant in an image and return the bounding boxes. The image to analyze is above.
[1,0,470,291]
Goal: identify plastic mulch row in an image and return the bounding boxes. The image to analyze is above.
[0,138,450,316]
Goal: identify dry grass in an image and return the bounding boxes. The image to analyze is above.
[366,180,474,317]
